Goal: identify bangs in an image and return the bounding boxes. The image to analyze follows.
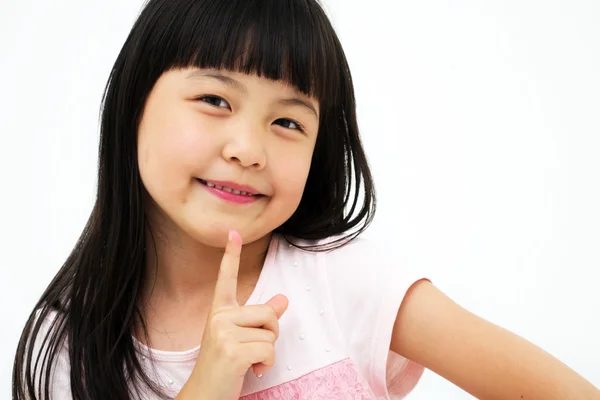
[141,0,339,106]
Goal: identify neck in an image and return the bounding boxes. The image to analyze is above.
[140,206,272,306]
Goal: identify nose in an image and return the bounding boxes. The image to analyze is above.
[221,126,267,170]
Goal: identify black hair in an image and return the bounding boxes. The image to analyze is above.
[13,0,376,398]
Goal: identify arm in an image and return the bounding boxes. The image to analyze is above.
[391,280,600,400]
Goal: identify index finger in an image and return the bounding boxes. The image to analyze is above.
[212,230,243,308]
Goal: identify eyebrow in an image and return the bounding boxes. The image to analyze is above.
[187,70,247,93]
[186,70,319,119]
[277,97,319,119]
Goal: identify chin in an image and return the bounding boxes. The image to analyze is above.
[185,222,273,249]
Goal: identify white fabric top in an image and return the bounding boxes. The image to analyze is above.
[30,234,426,399]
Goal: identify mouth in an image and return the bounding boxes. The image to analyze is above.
[196,178,265,198]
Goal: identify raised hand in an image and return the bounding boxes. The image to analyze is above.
[176,230,288,400]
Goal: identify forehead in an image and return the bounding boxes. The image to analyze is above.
[188,68,313,95]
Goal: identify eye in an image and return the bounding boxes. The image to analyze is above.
[198,95,230,109]
[274,118,305,133]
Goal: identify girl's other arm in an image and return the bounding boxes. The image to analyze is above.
[391,280,600,400]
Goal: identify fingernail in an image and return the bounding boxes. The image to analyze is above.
[228,230,242,245]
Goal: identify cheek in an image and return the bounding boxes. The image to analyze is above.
[138,118,217,197]
[270,146,313,201]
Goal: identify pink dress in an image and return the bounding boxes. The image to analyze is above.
[31,234,426,399]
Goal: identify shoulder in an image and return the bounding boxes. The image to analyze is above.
[279,232,423,296]
[323,233,423,295]
[21,307,72,399]
[31,308,68,349]
[270,234,428,398]
[277,234,386,289]
[324,234,381,264]
[323,235,385,304]
[26,307,66,353]
[309,233,428,398]
[282,232,384,266]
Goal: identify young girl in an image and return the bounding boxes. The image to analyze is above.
[12,0,599,399]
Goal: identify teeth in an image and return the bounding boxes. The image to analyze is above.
[201,180,256,196]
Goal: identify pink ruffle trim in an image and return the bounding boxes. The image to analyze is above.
[241,358,376,399]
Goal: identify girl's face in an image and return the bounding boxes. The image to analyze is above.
[137,67,320,247]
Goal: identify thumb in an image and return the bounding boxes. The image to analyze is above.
[264,294,289,319]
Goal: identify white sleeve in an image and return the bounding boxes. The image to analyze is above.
[325,236,428,399]
[24,309,73,399]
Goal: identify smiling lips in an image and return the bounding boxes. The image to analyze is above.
[197,178,265,204]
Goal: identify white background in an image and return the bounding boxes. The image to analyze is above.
[1,0,599,398]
